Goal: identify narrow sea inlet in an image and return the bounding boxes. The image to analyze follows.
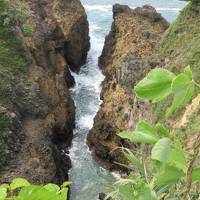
[69,13,116,200]
[69,1,186,199]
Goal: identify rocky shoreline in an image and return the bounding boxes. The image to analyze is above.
[0,0,89,184]
[87,4,169,171]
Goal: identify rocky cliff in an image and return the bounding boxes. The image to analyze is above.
[87,5,168,171]
[0,0,89,184]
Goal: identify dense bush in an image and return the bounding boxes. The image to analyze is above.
[0,178,71,200]
[107,66,200,200]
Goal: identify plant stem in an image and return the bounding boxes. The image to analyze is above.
[193,80,200,88]
[182,133,200,200]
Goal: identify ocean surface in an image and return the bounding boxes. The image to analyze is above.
[69,1,187,200]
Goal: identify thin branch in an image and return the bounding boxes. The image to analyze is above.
[182,133,200,200]
[193,80,200,88]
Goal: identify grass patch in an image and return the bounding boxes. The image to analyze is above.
[0,21,27,104]
[154,2,200,123]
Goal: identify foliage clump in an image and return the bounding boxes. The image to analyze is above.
[0,178,71,200]
[107,66,200,200]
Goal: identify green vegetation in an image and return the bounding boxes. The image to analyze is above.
[0,178,71,200]
[154,1,200,122]
[159,2,200,80]
[107,66,200,200]
[0,0,28,104]
[0,0,28,170]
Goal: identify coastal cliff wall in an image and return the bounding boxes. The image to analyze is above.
[0,0,89,184]
[87,4,168,171]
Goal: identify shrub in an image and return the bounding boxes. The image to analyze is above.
[0,178,71,200]
[107,66,200,200]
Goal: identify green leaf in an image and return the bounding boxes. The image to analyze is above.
[118,185,134,200]
[136,186,157,200]
[0,184,9,190]
[151,138,170,162]
[134,68,176,102]
[10,178,30,190]
[167,148,187,172]
[136,121,155,134]
[18,185,41,199]
[59,188,68,200]
[168,73,194,114]
[118,121,159,144]
[192,168,200,182]
[20,187,58,200]
[155,123,170,137]
[155,165,185,186]
[184,66,193,80]
[0,188,7,200]
[43,184,60,193]
[62,181,72,188]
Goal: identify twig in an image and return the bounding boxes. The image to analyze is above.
[182,133,200,200]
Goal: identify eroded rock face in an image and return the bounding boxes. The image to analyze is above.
[0,0,89,184]
[87,4,168,171]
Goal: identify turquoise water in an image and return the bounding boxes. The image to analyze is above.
[69,1,187,200]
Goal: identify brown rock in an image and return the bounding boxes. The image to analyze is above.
[0,0,89,184]
[87,4,168,171]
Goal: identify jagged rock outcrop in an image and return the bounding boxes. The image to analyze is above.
[0,0,89,184]
[87,4,168,171]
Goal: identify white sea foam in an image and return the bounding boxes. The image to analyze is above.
[155,7,181,11]
[78,114,94,129]
[84,4,181,13]
[84,5,112,12]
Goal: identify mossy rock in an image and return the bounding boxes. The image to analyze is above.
[0,110,13,167]
[0,2,27,167]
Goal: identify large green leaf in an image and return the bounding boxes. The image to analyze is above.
[44,184,60,193]
[0,188,7,200]
[58,188,68,200]
[22,188,58,200]
[155,165,185,186]
[192,168,200,182]
[10,178,30,190]
[168,73,194,114]
[151,138,170,162]
[134,68,176,102]
[19,185,42,199]
[118,121,159,144]
[155,123,170,138]
[167,148,187,172]
[184,66,193,80]
[118,185,134,200]
[136,186,157,200]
